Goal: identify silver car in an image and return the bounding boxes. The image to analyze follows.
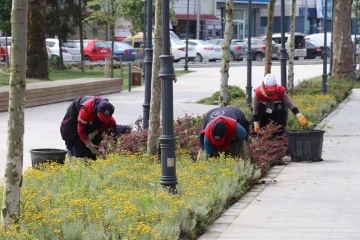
[207,39,247,61]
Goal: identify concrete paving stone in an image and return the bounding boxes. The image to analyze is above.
[242,191,261,198]
[198,231,222,240]
[231,202,249,209]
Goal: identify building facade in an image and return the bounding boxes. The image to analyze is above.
[172,0,270,40]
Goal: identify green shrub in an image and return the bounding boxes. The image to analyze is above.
[197,85,246,105]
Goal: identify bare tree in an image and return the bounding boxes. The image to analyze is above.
[147,0,162,155]
[287,0,296,89]
[264,0,275,75]
[1,0,28,228]
[332,0,354,79]
[219,0,234,107]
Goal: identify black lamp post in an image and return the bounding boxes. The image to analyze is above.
[159,0,177,193]
[246,0,252,106]
[142,0,153,129]
[322,0,328,94]
[142,2,147,86]
[184,0,190,71]
[353,0,358,70]
[280,0,287,87]
[329,0,334,76]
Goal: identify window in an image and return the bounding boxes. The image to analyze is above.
[294,36,305,49]
[46,41,56,47]
[73,41,88,48]
[94,41,108,48]
[188,42,197,46]
[62,42,77,48]
[134,39,144,48]
[123,39,133,46]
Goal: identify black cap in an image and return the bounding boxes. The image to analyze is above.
[97,101,115,116]
[212,121,227,140]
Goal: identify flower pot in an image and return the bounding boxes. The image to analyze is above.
[286,130,325,162]
[30,148,67,167]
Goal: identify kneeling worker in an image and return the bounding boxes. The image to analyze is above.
[60,96,128,160]
[252,73,308,132]
[200,107,249,158]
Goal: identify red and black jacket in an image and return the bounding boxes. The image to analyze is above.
[60,96,116,141]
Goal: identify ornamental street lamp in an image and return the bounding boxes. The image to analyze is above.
[322,0,328,94]
[142,0,153,129]
[246,0,252,106]
[280,0,287,88]
[159,0,177,193]
[184,0,190,71]
[329,0,334,76]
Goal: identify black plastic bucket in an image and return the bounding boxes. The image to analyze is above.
[287,130,325,162]
[30,148,67,167]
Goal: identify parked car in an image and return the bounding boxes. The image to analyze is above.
[250,37,279,61]
[170,38,196,62]
[305,40,330,59]
[1,40,51,62]
[72,39,111,62]
[207,39,247,61]
[105,41,138,62]
[0,37,11,62]
[46,38,81,63]
[272,33,307,59]
[123,32,196,62]
[181,39,221,62]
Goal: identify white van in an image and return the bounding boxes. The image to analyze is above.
[272,33,307,58]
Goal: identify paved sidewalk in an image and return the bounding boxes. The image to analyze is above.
[199,90,360,240]
[0,64,324,178]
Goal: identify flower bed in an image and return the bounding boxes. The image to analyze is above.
[0,155,260,240]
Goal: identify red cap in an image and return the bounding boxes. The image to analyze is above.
[97,112,112,123]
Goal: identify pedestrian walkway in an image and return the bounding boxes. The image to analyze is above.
[199,89,360,240]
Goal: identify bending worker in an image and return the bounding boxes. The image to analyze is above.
[60,96,128,160]
[199,106,249,158]
[252,73,308,132]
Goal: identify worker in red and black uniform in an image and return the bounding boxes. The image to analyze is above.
[199,107,249,158]
[60,96,125,160]
[252,73,308,133]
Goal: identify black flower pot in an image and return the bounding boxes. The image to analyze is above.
[286,130,325,162]
[30,148,67,167]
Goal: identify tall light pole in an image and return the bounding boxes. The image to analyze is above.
[159,0,177,193]
[304,0,308,35]
[329,0,334,76]
[280,0,287,87]
[246,0,252,106]
[142,0,153,129]
[196,0,200,39]
[322,0,328,94]
[353,0,358,70]
[141,2,147,92]
[184,0,190,71]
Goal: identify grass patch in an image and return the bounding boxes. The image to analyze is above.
[0,154,260,239]
[0,67,191,90]
[198,76,358,131]
[196,85,246,105]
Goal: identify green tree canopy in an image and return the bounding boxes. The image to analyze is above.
[0,0,12,34]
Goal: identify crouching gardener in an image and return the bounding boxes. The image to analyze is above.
[60,96,129,160]
[199,107,249,158]
[252,73,308,133]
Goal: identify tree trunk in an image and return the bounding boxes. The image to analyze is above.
[27,0,49,79]
[219,0,234,107]
[1,0,27,228]
[332,0,354,79]
[55,0,64,69]
[147,0,162,155]
[79,0,85,72]
[287,0,296,90]
[110,25,115,78]
[264,0,275,75]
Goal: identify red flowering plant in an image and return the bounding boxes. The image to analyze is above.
[99,115,204,160]
[249,121,288,174]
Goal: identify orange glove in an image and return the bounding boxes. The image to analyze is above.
[296,113,308,126]
[254,122,260,132]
